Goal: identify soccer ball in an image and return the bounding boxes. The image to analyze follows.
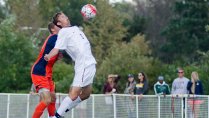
[81,4,97,20]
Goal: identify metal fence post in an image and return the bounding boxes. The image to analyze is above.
[185,96,187,118]
[158,96,160,118]
[136,95,138,118]
[113,94,116,118]
[7,94,10,118]
[26,94,30,118]
[71,108,74,118]
[181,97,184,118]
[208,96,209,118]
[92,95,95,118]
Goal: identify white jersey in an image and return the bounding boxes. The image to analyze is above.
[55,26,96,71]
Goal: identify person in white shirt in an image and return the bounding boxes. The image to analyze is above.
[44,12,96,118]
[171,68,189,95]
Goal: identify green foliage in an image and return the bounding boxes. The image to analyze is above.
[38,0,92,26]
[83,0,127,65]
[5,0,42,30]
[113,3,146,42]
[161,0,209,63]
[0,2,6,23]
[94,35,162,93]
[53,61,74,93]
[157,53,209,95]
[0,15,36,92]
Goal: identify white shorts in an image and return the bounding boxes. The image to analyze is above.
[72,64,96,87]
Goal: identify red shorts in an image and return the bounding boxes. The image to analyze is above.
[31,74,55,93]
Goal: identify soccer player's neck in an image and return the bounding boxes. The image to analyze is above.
[63,23,71,28]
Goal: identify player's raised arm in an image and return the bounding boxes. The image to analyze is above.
[44,48,59,61]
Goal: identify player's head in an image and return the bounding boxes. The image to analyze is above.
[52,12,70,28]
[48,22,60,34]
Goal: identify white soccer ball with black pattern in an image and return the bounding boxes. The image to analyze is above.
[81,4,97,20]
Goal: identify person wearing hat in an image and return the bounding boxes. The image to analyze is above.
[124,74,136,94]
[154,76,170,95]
[124,74,136,118]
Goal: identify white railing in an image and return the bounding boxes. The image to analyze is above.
[0,93,208,118]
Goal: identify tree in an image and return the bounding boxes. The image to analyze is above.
[141,0,175,59]
[0,15,36,92]
[94,34,161,93]
[83,0,127,65]
[113,2,146,42]
[5,0,42,32]
[38,0,92,26]
[0,1,7,23]
[161,0,209,63]
[53,61,74,93]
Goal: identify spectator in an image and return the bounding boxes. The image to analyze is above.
[124,74,136,118]
[103,74,118,94]
[187,71,203,95]
[171,68,189,118]
[171,68,189,95]
[124,74,136,94]
[134,72,148,118]
[154,76,170,95]
[134,72,148,95]
[187,71,204,118]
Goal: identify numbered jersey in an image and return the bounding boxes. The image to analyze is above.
[55,26,96,70]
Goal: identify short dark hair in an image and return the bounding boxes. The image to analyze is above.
[48,22,55,34]
[52,12,63,28]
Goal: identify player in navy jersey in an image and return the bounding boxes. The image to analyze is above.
[31,22,60,118]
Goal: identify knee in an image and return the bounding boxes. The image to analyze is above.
[69,94,79,101]
[80,93,90,101]
[50,93,56,102]
[40,92,52,105]
[83,95,90,100]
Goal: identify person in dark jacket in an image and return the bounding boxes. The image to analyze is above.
[134,72,148,95]
[187,71,204,118]
[133,72,148,117]
[187,71,203,95]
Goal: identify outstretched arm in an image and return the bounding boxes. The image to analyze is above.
[44,48,59,61]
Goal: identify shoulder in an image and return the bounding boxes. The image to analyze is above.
[49,34,58,40]
[59,28,68,34]
[47,34,57,43]
[184,77,189,81]
[187,80,192,84]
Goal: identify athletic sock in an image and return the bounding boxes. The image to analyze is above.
[32,101,47,118]
[65,96,82,112]
[47,102,56,117]
[54,112,62,118]
[57,96,73,116]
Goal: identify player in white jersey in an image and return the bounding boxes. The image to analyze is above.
[44,12,96,118]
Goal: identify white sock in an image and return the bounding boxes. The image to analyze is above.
[67,96,82,111]
[57,96,73,116]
